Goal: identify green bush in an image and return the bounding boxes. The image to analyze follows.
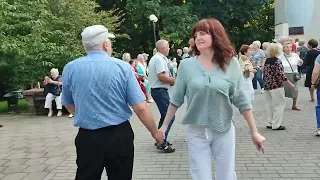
[0,0,122,94]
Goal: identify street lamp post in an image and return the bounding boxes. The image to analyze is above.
[149,14,158,47]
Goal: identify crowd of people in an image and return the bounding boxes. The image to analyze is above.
[237,37,320,134]
[34,17,320,180]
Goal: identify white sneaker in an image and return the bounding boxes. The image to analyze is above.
[260,88,264,94]
[147,99,154,103]
[315,129,320,136]
[68,114,74,118]
[48,109,53,117]
[57,110,63,117]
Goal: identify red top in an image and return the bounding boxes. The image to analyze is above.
[133,67,146,95]
[292,43,297,53]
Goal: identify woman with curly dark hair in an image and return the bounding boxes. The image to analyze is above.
[158,18,265,180]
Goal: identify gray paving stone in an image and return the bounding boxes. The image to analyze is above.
[4,154,28,160]
[2,159,27,167]
[0,160,8,167]
[21,172,48,180]
[1,173,27,180]
[24,158,47,166]
[22,164,48,173]
[25,153,46,159]
[44,157,64,165]
[3,165,28,174]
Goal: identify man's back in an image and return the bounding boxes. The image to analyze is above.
[297,46,308,60]
[148,52,171,89]
[62,50,145,130]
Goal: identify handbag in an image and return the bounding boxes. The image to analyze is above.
[284,55,301,81]
[52,84,61,96]
[52,76,62,96]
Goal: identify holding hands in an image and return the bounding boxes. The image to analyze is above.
[152,129,166,145]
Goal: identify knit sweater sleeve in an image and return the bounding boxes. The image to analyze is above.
[170,59,188,107]
[231,58,253,113]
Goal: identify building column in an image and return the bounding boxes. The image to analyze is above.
[304,0,320,43]
[274,0,289,39]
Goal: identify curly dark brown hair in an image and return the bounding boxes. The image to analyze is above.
[191,18,236,71]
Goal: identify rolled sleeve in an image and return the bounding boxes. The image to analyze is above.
[170,62,186,107]
[126,69,146,106]
[62,66,74,105]
[232,60,252,113]
[155,57,167,75]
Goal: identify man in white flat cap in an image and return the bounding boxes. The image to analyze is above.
[62,25,164,180]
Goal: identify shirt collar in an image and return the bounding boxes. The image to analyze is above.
[87,50,109,57]
[156,52,167,58]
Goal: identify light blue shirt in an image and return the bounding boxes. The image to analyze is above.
[170,57,252,132]
[148,52,171,89]
[62,50,146,130]
[250,49,266,67]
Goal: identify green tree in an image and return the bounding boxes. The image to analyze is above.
[0,0,121,94]
[121,0,197,57]
[190,0,275,49]
[98,0,274,55]
[159,3,198,50]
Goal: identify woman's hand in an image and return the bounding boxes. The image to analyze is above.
[289,82,295,89]
[250,68,257,73]
[251,132,265,153]
[47,78,53,84]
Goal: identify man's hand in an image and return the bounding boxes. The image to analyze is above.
[152,129,165,145]
[311,84,316,91]
[170,78,175,86]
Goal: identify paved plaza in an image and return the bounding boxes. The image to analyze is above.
[0,83,320,180]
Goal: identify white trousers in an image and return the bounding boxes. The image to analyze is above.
[264,87,286,129]
[245,78,254,102]
[187,124,237,180]
[44,93,62,109]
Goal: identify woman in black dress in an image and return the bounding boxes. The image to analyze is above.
[304,39,320,101]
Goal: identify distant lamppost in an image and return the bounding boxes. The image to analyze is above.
[149,14,158,46]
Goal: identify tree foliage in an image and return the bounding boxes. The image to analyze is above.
[0,0,120,94]
[0,0,275,95]
[99,0,274,55]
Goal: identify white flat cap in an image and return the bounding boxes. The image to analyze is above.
[81,25,115,48]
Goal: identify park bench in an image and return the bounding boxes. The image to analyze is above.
[23,87,68,115]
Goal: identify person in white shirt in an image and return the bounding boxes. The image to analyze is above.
[148,40,176,153]
[278,42,303,111]
[172,58,178,77]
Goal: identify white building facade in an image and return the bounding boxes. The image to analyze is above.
[275,0,320,42]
